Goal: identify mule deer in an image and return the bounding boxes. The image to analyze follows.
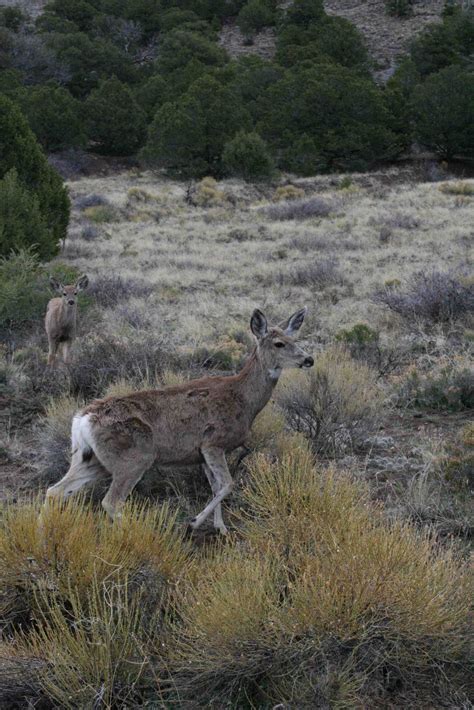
[45,308,313,533]
[45,275,89,366]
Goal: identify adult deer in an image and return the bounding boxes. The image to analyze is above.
[45,275,89,366]
[45,308,313,533]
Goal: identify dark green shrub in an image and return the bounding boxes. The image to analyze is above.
[0,249,49,330]
[156,29,227,75]
[237,0,276,38]
[141,75,251,178]
[409,8,474,78]
[284,0,324,28]
[0,6,27,31]
[229,55,283,121]
[46,32,138,97]
[276,15,368,70]
[385,0,413,17]
[413,66,474,159]
[0,95,69,258]
[261,64,397,172]
[20,84,85,152]
[134,75,167,119]
[85,76,147,155]
[44,0,99,32]
[0,170,49,258]
[223,131,274,180]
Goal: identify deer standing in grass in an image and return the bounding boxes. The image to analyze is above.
[45,275,89,366]
[45,308,313,533]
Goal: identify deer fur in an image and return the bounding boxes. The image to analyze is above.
[45,275,89,366]
[45,308,313,533]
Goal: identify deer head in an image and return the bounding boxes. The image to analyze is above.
[49,274,89,308]
[250,307,314,379]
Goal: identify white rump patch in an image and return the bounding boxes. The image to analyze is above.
[71,413,95,456]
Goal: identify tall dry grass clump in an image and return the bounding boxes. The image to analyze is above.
[1,498,192,706]
[0,498,191,634]
[171,441,472,707]
[276,345,384,455]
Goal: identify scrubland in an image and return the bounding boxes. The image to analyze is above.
[0,165,473,708]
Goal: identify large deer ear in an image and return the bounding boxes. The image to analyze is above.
[76,274,89,291]
[281,307,307,336]
[49,276,62,292]
[250,309,268,339]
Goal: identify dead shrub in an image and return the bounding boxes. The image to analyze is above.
[372,269,474,325]
[265,196,332,221]
[288,257,342,289]
[66,332,178,399]
[439,181,474,197]
[75,193,109,210]
[88,273,154,308]
[272,184,305,201]
[276,346,383,456]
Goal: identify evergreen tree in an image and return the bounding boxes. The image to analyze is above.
[0,95,69,257]
[222,131,274,180]
[85,76,147,155]
[21,84,85,152]
[141,75,251,177]
[413,66,474,158]
[0,169,49,256]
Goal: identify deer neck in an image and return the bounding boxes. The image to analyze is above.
[60,300,76,326]
[235,347,280,422]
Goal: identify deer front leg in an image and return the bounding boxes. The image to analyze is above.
[203,462,227,534]
[192,447,233,531]
[47,340,59,367]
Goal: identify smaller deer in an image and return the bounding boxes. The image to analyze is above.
[45,275,89,366]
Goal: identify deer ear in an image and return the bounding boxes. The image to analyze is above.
[282,307,307,336]
[49,276,62,292]
[76,274,89,291]
[250,309,268,339]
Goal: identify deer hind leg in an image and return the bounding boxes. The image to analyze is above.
[101,463,151,520]
[60,340,72,364]
[45,448,106,503]
[191,447,233,531]
[203,463,227,534]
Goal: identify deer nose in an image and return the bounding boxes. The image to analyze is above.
[68,300,75,306]
[303,356,314,368]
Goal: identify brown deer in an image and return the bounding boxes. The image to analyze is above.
[44,308,313,533]
[45,275,89,366]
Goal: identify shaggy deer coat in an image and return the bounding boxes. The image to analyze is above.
[45,275,89,365]
[45,308,313,532]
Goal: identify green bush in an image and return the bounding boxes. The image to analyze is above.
[141,75,251,178]
[409,8,474,78]
[222,130,274,180]
[134,74,167,119]
[237,0,276,38]
[47,32,138,97]
[0,95,69,258]
[155,29,227,75]
[413,66,474,159]
[262,64,397,172]
[386,0,413,17]
[85,76,147,155]
[0,6,27,31]
[0,170,49,259]
[20,84,85,152]
[0,249,49,330]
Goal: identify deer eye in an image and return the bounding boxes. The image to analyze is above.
[74,292,77,296]
[63,292,67,296]
[274,341,285,348]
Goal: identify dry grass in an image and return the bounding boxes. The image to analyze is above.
[0,497,191,634]
[170,441,472,707]
[276,345,384,455]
